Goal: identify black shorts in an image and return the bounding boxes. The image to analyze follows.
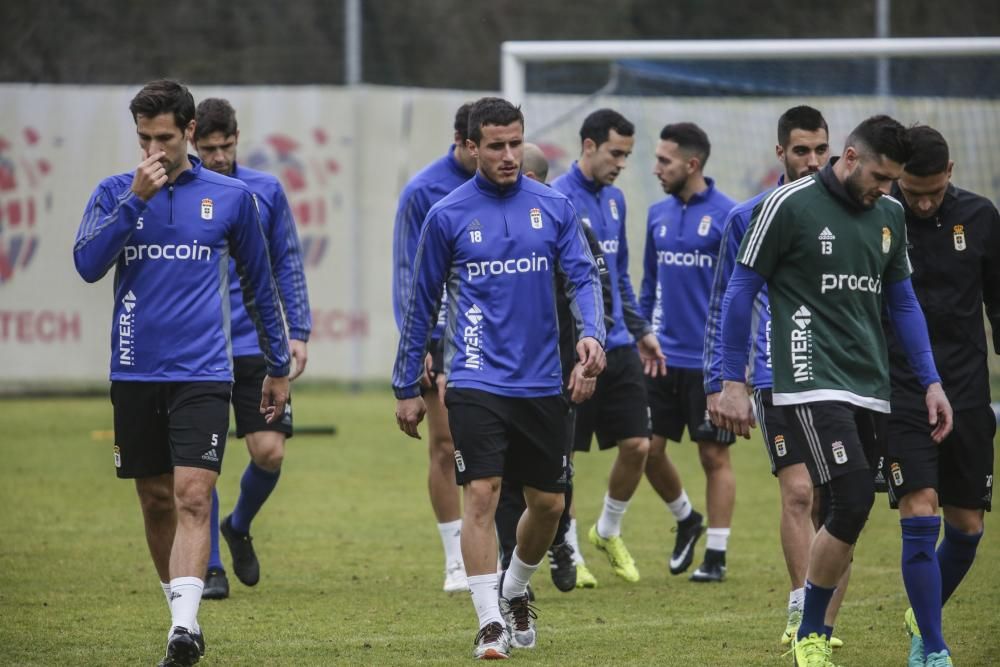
[885,405,995,511]
[111,381,231,479]
[574,346,651,452]
[752,388,808,476]
[445,388,570,493]
[647,366,736,445]
[231,355,293,438]
[784,401,886,487]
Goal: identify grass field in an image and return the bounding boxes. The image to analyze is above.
[1,386,998,666]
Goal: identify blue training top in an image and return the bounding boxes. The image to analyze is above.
[229,164,311,357]
[640,178,736,370]
[392,147,474,336]
[74,156,290,380]
[703,180,783,393]
[551,162,652,351]
[392,172,606,399]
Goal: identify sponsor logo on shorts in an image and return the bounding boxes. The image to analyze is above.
[891,462,904,486]
[790,306,813,383]
[831,440,847,465]
[454,449,466,472]
[953,225,966,251]
[820,273,882,295]
[774,435,787,457]
[463,304,484,370]
[119,290,137,367]
[113,445,121,468]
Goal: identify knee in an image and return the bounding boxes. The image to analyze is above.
[698,443,731,473]
[531,491,565,521]
[645,438,667,462]
[780,474,814,517]
[899,488,939,518]
[465,478,500,516]
[252,445,284,473]
[136,478,174,517]
[429,435,456,467]
[824,472,875,545]
[173,479,214,519]
[619,437,650,462]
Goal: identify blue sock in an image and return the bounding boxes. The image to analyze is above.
[797,580,835,640]
[901,516,947,656]
[937,520,982,605]
[208,488,224,570]
[823,625,834,639]
[230,462,281,534]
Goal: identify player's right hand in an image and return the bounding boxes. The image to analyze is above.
[131,151,168,201]
[577,336,606,378]
[260,374,290,424]
[567,362,596,403]
[925,382,954,444]
[396,396,427,439]
[715,380,755,438]
[706,392,723,427]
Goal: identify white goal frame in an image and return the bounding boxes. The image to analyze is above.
[501,38,1000,104]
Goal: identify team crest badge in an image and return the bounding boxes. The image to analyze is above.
[831,440,848,464]
[881,226,891,254]
[891,462,904,486]
[698,215,712,236]
[774,435,787,458]
[953,224,967,251]
[201,198,213,221]
[609,199,620,221]
[530,207,543,229]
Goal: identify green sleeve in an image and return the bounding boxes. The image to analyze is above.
[737,190,792,279]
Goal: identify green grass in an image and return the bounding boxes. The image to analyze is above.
[1,387,997,666]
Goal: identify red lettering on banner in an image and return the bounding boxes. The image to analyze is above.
[311,309,369,341]
[0,311,81,343]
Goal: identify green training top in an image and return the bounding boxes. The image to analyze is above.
[737,168,910,412]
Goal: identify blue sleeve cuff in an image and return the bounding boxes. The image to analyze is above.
[266,362,290,378]
[393,384,422,400]
[289,328,310,342]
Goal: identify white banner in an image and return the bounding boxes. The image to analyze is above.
[1,84,997,384]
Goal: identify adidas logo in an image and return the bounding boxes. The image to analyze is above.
[818,227,836,241]
[201,448,219,462]
[792,305,812,329]
[169,592,182,601]
[469,219,482,231]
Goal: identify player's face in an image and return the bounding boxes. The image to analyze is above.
[136,113,193,180]
[897,164,953,219]
[777,129,830,182]
[469,121,523,187]
[584,130,634,186]
[194,130,239,176]
[654,140,693,195]
[844,150,904,210]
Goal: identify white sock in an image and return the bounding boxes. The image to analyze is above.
[160,581,172,614]
[706,527,730,552]
[468,573,503,629]
[566,518,585,565]
[169,577,204,633]
[596,493,630,539]
[667,490,693,522]
[502,549,541,599]
[789,587,805,611]
[438,519,464,567]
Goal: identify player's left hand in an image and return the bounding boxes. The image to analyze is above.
[925,382,953,443]
[637,333,667,377]
[260,374,290,424]
[715,380,755,438]
[577,337,606,378]
[396,396,427,439]
[567,362,596,403]
[289,340,308,381]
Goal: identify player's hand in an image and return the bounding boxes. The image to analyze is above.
[567,362,596,403]
[289,340,309,381]
[706,392,723,427]
[260,375,290,424]
[925,382,953,444]
[420,352,434,389]
[131,151,169,201]
[715,380,755,439]
[576,337,606,378]
[637,333,667,378]
[396,396,427,439]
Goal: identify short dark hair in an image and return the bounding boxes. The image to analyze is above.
[129,80,195,131]
[904,125,950,177]
[660,122,711,168]
[467,97,524,145]
[846,114,912,166]
[193,98,238,141]
[777,105,828,147]
[454,103,474,142]
[580,108,635,147]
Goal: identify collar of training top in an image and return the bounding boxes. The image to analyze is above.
[473,170,523,198]
[568,161,602,193]
[673,176,717,205]
[818,159,868,213]
[171,154,204,185]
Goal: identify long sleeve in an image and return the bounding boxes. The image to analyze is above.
[721,263,766,382]
[616,214,653,340]
[703,209,744,393]
[557,200,606,345]
[639,214,658,322]
[74,183,145,283]
[982,206,1000,353]
[266,186,311,341]
[885,277,940,388]
[392,187,429,332]
[230,192,291,377]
